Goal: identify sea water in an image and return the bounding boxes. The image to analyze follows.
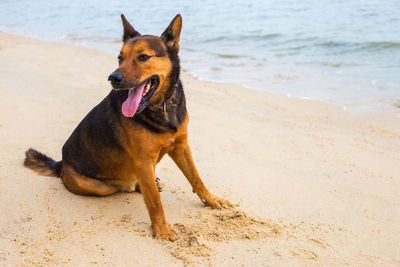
[1,0,399,116]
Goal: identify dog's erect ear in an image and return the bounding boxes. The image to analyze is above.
[161,14,182,54]
[121,14,141,42]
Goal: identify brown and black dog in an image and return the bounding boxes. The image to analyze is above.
[24,14,230,241]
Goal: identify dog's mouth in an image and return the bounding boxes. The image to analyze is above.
[117,76,159,117]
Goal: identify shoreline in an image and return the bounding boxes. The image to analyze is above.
[1,31,400,265]
[1,29,399,119]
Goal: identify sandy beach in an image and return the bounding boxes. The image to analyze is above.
[0,32,399,266]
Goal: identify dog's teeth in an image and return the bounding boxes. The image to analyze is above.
[142,82,151,96]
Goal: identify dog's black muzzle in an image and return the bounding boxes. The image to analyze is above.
[108,72,124,89]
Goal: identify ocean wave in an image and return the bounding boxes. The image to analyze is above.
[361,42,400,50]
[316,41,400,52]
[202,33,281,43]
[217,54,243,59]
[316,41,349,48]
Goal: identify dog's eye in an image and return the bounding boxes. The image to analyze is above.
[137,54,151,62]
[118,56,123,63]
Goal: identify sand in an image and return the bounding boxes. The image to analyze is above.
[0,32,399,266]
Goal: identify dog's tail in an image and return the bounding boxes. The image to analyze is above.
[24,148,62,177]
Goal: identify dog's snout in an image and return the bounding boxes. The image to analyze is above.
[108,72,123,83]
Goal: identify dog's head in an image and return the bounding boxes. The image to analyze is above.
[108,14,182,117]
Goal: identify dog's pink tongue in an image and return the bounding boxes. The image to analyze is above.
[121,81,147,117]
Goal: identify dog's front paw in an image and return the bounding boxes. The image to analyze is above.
[154,226,178,242]
[204,194,232,209]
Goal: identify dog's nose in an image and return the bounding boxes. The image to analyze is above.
[108,72,123,83]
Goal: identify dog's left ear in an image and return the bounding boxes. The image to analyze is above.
[121,14,141,42]
[161,14,182,54]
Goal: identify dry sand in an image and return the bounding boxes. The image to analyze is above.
[0,32,399,266]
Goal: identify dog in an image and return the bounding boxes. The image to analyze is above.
[24,14,231,241]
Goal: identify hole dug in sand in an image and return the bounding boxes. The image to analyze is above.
[165,208,282,265]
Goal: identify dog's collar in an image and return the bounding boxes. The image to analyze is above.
[148,82,179,113]
[149,98,177,113]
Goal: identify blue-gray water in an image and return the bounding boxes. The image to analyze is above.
[1,0,399,116]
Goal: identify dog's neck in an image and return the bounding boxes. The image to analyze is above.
[147,82,179,113]
[134,79,187,133]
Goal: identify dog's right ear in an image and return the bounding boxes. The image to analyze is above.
[121,14,141,42]
[161,14,182,54]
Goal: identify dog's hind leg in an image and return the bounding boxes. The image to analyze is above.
[135,177,163,193]
[61,163,118,196]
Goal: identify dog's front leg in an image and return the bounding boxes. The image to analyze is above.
[169,139,231,209]
[135,161,177,241]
